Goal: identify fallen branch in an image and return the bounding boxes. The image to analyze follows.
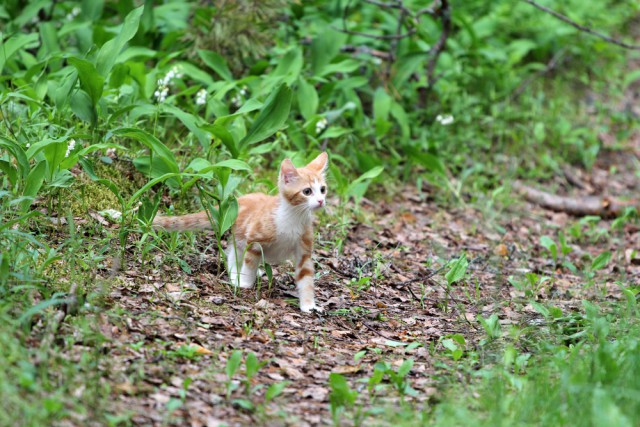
[513,182,637,217]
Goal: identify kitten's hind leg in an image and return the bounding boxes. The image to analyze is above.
[239,245,261,289]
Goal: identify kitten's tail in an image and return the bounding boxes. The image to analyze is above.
[152,211,212,231]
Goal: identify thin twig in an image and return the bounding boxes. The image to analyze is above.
[510,48,567,101]
[362,321,394,339]
[426,0,451,89]
[520,0,640,50]
[341,45,393,60]
[338,0,417,42]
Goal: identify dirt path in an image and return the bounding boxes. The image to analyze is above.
[94,147,638,425]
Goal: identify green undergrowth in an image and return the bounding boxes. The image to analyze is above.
[431,302,640,426]
[1,0,639,425]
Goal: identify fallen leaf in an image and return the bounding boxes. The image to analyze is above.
[493,243,508,257]
[332,365,360,375]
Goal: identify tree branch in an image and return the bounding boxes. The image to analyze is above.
[520,0,640,50]
[426,0,451,89]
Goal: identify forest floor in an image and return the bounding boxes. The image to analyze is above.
[40,128,639,426]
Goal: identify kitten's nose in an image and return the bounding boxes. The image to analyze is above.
[318,199,324,206]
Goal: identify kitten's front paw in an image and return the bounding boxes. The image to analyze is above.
[239,278,255,289]
[300,302,323,313]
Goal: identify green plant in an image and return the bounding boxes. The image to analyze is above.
[329,373,359,426]
[477,314,502,342]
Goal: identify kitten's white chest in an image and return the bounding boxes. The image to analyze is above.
[262,203,310,264]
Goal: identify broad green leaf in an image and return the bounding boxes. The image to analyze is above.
[162,105,211,150]
[0,253,9,286]
[319,59,360,77]
[353,166,384,184]
[390,102,410,140]
[232,399,254,411]
[591,251,612,271]
[202,124,238,157]
[219,198,238,235]
[373,87,391,121]
[540,236,557,261]
[39,22,61,56]
[297,78,318,120]
[397,359,414,377]
[25,135,68,160]
[18,294,67,324]
[240,84,292,147]
[68,57,105,106]
[42,141,68,179]
[108,128,179,173]
[0,33,39,72]
[20,161,47,212]
[245,352,259,378]
[96,6,143,76]
[265,382,288,402]
[70,90,96,124]
[624,69,640,90]
[310,28,345,75]
[126,173,183,209]
[48,169,74,188]
[82,0,104,21]
[226,350,243,379]
[0,137,29,180]
[318,126,350,139]
[197,50,233,81]
[208,159,251,172]
[405,146,447,176]
[186,158,211,173]
[446,254,468,286]
[442,338,458,352]
[272,47,303,84]
[328,373,356,408]
[0,160,18,187]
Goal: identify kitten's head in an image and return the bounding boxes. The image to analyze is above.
[279,152,329,211]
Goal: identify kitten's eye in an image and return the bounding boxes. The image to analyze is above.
[320,186,326,194]
[302,188,313,196]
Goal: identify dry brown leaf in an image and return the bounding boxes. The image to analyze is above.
[332,365,360,375]
[493,243,509,257]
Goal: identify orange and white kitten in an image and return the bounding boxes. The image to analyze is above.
[152,152,329,313]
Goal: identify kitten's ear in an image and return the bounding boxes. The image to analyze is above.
[307,152,329,174]
[280,159,300,184]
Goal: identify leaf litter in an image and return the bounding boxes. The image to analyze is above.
[26,146,639,426]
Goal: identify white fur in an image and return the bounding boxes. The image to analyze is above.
[225,183,325,312]
[297,276,320,313]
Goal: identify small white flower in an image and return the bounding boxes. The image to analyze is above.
[315,118,328,133]
[26,143,30,148]
[154,86,169,103]
[66,7,80,20]
[436,114,454,126]
[195,89,207,106]
[65,139,76,158]
[239,86,248,96]
[231,95,242,107]
[170,66,183,79]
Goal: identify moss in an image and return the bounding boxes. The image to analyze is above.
[59,159,149,217]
